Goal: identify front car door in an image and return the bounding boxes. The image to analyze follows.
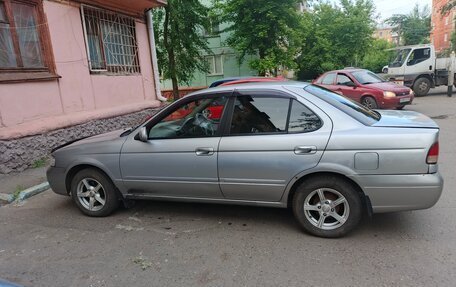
[120,92,231,198]
[218,89,333,202]
[335,73,361,102]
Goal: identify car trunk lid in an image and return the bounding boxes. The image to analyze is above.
[373,110,439,129]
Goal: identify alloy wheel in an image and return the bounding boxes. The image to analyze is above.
[303,188,350,230]
[76,178,106,212]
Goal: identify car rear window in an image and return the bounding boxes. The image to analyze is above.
[304,85,381,125]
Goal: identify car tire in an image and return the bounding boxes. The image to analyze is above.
[292,175,363,238]
[413,78,431,97]
[382,67,388,74]
[70,168,120,217]
[361,96,378,109]
[396,106,405,110]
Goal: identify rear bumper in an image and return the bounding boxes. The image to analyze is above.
[46,167,68,196]
[350,173,443,213]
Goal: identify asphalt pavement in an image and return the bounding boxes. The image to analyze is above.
[0,88,455,287]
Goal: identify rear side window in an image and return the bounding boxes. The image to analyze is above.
[321,73,336,85]
[289,100,322,133]
[230,96,289,134]
[229,95,322,135]
[305,85,380,125]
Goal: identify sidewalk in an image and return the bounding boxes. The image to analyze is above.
[0,165,49,204]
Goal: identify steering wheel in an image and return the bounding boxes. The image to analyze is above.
[194,113,215,135]
[176,116,196,135]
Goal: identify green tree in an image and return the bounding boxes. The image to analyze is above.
[386,4,431,46]
[217,0,301,76]
[361,39,393,73]
[153,0,210,100]
[441,1,456,14]
[296,0,376,80]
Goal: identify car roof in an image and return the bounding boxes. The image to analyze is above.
[187,81,311,97]
[219,77,286,86]
[325,68,367,74]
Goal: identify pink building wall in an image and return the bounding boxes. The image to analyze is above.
[0,0,161,139]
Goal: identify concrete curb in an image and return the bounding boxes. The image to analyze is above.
[0,193,14,204]
[0,182,50,205]
[17,182,50,201]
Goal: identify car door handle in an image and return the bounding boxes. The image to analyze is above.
[294,146,317,155]
[195,147,214,156]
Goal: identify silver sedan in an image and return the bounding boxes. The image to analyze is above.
[47,82,443,237]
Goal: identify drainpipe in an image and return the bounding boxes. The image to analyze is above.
[146,9,167,102]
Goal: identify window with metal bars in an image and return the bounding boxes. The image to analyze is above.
[81,5,141,74]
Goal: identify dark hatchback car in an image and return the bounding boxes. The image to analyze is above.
[313,69,414,110]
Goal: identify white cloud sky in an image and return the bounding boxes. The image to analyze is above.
[373,0,432,21]
[328,0,432,21]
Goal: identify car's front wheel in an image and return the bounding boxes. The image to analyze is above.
[361,96,378,109]
[292,175,363,238]
[70,168,120,217]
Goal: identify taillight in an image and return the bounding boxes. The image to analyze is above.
[426,142,439,164]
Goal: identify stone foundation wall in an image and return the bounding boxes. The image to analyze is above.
[0,107,163,174]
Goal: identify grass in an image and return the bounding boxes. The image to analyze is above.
[31,158,47,169]
[132,253,153,271]
[12,185,24,200]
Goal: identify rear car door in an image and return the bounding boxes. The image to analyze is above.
[317,72,337,91]
[120,92,231,198]
[218,89,333,202]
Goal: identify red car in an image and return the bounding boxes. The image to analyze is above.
[313,69,414,109]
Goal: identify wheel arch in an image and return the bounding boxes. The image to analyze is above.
[413,74,434,87]
[285,171,372,215]
[65,163,116,195]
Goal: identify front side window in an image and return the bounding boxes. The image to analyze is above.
[336,74,354,86]
[149,96,228,139]
[0,0,50,71]
[407,48,431,66]
[82,6,140,74]
[230,96,289,135]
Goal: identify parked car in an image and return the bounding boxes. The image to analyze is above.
[210,76,286,87]
[47,82,443,238]
[313,68,414,110]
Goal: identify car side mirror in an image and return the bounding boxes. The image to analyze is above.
[345,81,356,87]
[137,127,149,142]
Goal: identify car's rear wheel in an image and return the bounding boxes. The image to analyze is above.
[361,96,378,109]
[70,168,120,217]
[292,176,363,238]
[413,78,431,97]
[396,105,405,110]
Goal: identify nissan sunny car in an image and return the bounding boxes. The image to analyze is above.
[47,82,443,238]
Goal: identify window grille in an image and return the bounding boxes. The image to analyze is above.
[81,5,140,74]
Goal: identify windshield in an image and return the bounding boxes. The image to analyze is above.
[304,85,381,125]
[351,70,385,85]
[389,48,411,68]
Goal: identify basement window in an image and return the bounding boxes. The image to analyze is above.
[81,5,140,74]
